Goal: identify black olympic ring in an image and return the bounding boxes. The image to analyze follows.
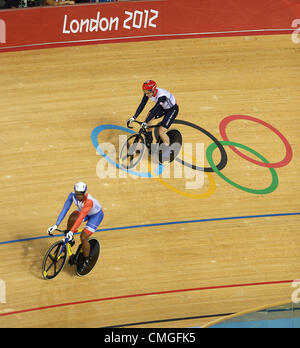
[171,119,228,172]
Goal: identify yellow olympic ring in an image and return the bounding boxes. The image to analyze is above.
[147,152,216,199]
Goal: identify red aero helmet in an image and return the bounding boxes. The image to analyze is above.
[142,80,157,92]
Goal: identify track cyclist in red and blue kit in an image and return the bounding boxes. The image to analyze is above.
[47,182,104,273]
[127,80,179,161]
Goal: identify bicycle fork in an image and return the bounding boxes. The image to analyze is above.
[57,239,73,261]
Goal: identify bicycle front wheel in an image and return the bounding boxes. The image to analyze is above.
[119,133,145,169]
[42,240,67,280]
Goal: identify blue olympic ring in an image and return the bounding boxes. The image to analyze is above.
[91,125,164,178]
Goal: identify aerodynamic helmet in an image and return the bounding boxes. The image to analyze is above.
[142,80,157,92]
[74,181,87,194]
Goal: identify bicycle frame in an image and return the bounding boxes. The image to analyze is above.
[56,238,72,260]
[55,228,83,259]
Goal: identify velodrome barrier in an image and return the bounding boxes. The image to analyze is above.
[0,0,299,52]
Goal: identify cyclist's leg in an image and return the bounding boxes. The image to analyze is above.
[80,230,91,258]
[78,210,104,271]
[81,209,104,258]
[159,104,179,145]
[145,118,154,148]
[67,210,80,231]
[145,106,165,147]
[159,105,179,160]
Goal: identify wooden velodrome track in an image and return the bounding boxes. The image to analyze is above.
[0,33,299,328]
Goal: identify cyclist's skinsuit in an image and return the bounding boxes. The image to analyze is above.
[56,192,104,235]
[133,88,178,129]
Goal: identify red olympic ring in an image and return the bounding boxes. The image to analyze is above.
[219,115,293,168]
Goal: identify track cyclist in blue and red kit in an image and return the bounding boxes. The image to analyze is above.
[47,182,104,273]
[127,80,179,161]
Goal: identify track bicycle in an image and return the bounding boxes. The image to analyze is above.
[119,120,182,169]
[42,229,100,280]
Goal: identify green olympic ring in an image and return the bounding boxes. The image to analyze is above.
[206,140,279,194]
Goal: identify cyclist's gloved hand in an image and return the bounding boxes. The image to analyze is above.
[127,117,135,128]
[66,231,74,241]
[47,224,57,236]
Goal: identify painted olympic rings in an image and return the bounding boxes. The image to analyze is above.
[219,115,293,168]
[91,114,293,197]
[206,141,279,194]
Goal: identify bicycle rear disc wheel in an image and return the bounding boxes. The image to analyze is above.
[42,241,67,280]
[119,134,145,169]
[158,129,182,164]
[75,239,101,277]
